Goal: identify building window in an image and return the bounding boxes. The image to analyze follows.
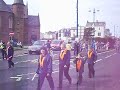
[9,17,13,28]
[98,32,101,36]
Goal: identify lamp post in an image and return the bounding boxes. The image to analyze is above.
[76,0,79,37]
[89,8,100,24]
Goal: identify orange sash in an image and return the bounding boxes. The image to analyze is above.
[88,50,93,58]
[77,59,82,70]
[60,49,67,60]
[39,55,45,67]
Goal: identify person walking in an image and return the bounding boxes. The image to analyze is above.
[74,41,80,56]
[58,43,72,88]
[7,42,14,68]
[1,42,7,60]
[36,47,54,90]
[87,47,96,78]
[46,40,51,53]
[74,52,86,85]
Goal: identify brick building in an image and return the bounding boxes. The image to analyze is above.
[0,0,40,45]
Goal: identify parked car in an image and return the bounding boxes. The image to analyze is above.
[51,40,62,51]
[28,40,47,54]
[17,42,23,48]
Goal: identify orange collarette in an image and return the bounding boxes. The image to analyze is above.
[60,49,67,60]
[77,59,82,70]
[39,55,45,67]
[88,50,93,58]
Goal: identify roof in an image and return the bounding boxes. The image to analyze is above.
[8,4,12,11]
[0,0,12,12]
[27,15,40,27]
[86,21,106,27]
[13,0,24,5]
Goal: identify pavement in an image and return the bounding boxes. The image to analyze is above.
[0,49,120,90]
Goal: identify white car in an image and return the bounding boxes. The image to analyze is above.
[28,40,47,54]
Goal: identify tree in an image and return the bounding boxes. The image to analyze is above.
[83,27,95,42]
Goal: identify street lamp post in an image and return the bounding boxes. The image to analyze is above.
[89,8,100,24]
[76,0,79,37]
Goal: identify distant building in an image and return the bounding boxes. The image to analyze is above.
[42,31,57,40]
[86,21,109,38]
[58,26,85,40]
[0,0,40,45]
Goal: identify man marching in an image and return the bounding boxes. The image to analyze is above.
[36,47,54,90]
[58,43,72,88]
[87,47,96,78]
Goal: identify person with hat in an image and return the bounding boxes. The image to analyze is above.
[87,47,96,78]
[58,43,72,88]
[36,47,54,90]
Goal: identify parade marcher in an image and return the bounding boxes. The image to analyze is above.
[66,41,72,51]
[74,41,80,56]
[87,47,96,78]
[74,52,86,85]
[7,42,14,68]
[58,43,72,88]
[36,47,54,90]
[46,40,51,53]
[1,42,7,60]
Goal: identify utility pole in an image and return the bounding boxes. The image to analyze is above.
[114,25,115,37]
[76,0,78,37]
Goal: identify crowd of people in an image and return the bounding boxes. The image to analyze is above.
[36,39,97,90]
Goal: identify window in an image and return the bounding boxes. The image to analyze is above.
[9,17,13,28]
[99,27,100,30]
[98,32,101,36]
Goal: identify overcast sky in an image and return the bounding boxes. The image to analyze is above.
[4,0,120,36]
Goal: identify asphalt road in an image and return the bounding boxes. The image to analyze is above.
[0,49,120,90]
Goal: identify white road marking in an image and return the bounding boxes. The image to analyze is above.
[105,53,116,59]
[14,59,38,64]
[95,59,103,63]
[105,55,112,58]
[98,49,114,55]
[10,76,22,81]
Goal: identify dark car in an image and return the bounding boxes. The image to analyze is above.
[28,40,47,54]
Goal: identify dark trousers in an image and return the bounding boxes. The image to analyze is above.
[8,58,14,68]
[37,73,54,90]
[59,64,71,87]
[77,73,83,85]
[1,49,7,60]
[88,63,95,78]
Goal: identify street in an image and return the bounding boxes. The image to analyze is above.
[0,49,120,90]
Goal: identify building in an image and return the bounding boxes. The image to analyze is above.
[70,26,85,39]
[86,21,110,38]
[0,0,40,45]
[58,26,85,40]
[42,31,57,40]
